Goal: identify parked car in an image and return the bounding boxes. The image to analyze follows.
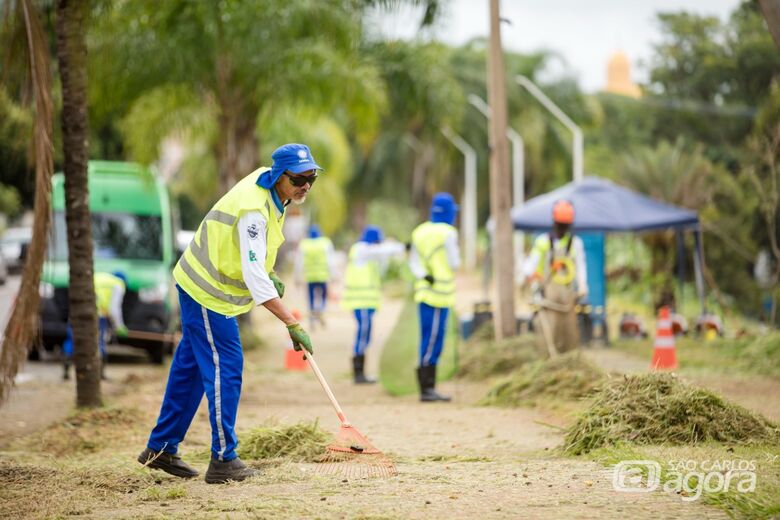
[0,226,31,273]
[38,161,179,363]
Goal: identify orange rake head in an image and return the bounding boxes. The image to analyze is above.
[314,423,397,479]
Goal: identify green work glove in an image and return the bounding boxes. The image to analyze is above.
[269,271,285,298]
[287,323,313,355]
[116,325,129,338]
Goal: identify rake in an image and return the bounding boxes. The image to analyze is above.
[304,351,397,479]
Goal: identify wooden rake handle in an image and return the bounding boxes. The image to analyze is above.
[304,351,352,427]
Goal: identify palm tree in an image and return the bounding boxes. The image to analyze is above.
[89,0,386,194]
[0,0,55,404]
[56,0,101,407]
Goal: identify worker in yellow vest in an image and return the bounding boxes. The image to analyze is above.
[522,200,588,354]
[62,271,128,381]
[139,144,320,484]
[409,193,460,402]
[341,226,405,384]
[296,224,333,329]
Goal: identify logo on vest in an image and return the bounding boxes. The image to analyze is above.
[247,223,259,239]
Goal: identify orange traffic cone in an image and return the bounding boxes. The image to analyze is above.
[284,308,308,370]
[651,306,678,370]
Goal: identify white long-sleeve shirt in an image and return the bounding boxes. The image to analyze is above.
[108,285,126,329]
[408,228,461,279]
[238,210,280,306]
[522,233,588,295]
[349,241,406,275]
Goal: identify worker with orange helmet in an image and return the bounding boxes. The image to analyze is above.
[522,200,588,353]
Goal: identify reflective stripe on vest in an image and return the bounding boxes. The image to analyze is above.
[94,272,124,316]
[300,237,331,283]
[173,168,285,316]
[412,221,456,308]
[341,243,381,310]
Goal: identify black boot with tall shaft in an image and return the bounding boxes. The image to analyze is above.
[417,365,451,402]
[352,354,376,384]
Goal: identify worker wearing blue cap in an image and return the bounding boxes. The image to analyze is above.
[342,225,405,384]
[139,143,321,484]
[296,224,334,329]
[409,193,460,402]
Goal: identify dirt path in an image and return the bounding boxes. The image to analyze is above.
[2,286,728,519]
[82,288,725,518]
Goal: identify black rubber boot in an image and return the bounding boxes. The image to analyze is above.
[63,361,70,381]
[205,456,259,484]
[100,358,109,381]
[353,355,376,384]
[417,365,451,402]
[137,447,199,479]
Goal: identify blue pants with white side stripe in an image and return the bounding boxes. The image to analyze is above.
[352,308,375,355]
[308,282,327,313]
[418,303,449,366]
[147,285,243,462]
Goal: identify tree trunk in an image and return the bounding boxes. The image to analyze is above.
[56,0,101,408]
[214,51,258,194]
[759,0,780,51]
[0,0,55,404]
[216,104,259,194]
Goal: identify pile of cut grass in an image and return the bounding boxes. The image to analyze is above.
[481,352,605,407]
[564,373,780,455]
[458,332,542,380]
[18,406,143,456]
[237,421,331,462]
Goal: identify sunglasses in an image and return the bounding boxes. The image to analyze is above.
[283,171,318,187]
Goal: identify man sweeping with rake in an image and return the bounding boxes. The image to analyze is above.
[138,144,319,484]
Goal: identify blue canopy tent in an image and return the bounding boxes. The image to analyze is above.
[511,177,706,335]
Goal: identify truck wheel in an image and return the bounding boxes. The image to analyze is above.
[148,343,165,365]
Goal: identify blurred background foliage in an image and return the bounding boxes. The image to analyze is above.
[1,0,779,319]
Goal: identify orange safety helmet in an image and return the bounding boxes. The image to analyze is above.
[552,200,575,224]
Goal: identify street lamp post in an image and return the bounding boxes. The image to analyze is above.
[440,126,477,270]
[515,75,583,182]
[467,94,525,279]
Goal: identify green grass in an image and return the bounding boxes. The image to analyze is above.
[612,334,780,378]
[379,297,458,396]
[585,442,780,519]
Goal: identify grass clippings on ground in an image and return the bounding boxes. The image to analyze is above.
[458,332,543,381]
[15,406,144,456]
[564,373,780,455]
[481,352,605,407]
[237,420,331,463]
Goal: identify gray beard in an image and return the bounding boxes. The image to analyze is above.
[292,195,307,205]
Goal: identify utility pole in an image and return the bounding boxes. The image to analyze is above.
[486,0,516,339]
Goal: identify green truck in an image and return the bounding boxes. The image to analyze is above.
[38,161,179,363]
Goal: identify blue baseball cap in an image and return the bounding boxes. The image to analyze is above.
[308,224,322,239]
[257,143,322,188]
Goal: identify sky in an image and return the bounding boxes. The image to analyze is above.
[368,0,742,92]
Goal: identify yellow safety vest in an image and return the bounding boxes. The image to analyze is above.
[300,237,331,283]
[412,221,456,308]
[173,167,285,316]
[94,272,125,317]
[532,233,577,286]
[341,243,382,310]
